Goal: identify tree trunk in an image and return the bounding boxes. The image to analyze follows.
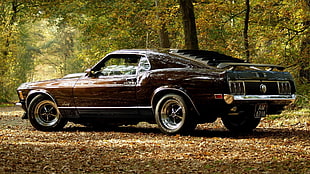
[155,0,170,48]
[179,0,199,50]
[299,0,310,82]
[244,0,250,62]
[159,23,170,48]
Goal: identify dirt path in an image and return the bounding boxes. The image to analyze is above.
[0,107,309,173]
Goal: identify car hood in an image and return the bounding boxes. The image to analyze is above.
[17,77,79,90]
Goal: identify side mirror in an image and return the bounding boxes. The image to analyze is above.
[85,69,94,76]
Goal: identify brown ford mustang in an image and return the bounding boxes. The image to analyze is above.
[16,49,296,134]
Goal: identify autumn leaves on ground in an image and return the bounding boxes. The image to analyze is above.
[0,107,309,173]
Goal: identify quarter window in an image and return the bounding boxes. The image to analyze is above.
[138,56,151,72]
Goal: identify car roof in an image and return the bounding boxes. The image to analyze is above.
[109,49,245,66]
[109,49,156,55]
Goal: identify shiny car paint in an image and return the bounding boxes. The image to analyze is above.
[17,49,296,133]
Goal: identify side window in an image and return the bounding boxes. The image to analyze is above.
[138,56,151,73]
[100,55,140,76]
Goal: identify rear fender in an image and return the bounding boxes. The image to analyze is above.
[151,86,200,116]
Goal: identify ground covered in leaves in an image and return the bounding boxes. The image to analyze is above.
[0,107,309,173]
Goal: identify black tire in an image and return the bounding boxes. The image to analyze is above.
[221,110,261,132]
[155,94,196,135]
[28,95,67,131]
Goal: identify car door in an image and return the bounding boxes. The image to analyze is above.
[73,54,140,118]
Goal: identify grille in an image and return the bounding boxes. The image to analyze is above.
[229,81,291,95]
[245,81,278,95]
[229,81,245,95]
[278,81,291,94]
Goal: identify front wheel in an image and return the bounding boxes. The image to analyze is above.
[221,110,261,132]
[155,94,196,135]
[28,95,67,131]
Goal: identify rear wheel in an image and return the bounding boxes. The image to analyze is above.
[28,95,67,131]
[221,110,261,132]
[155,94,196,135]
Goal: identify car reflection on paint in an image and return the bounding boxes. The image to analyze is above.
[16,49,296,134]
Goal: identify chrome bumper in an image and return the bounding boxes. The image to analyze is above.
[224,94,296,104]
[16,102,28,119]
[15,102,23,107]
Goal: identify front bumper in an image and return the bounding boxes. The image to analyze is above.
[224,94,296,105]
[15,102,23,107]
[16,101,26,109]
[16,102,27,119]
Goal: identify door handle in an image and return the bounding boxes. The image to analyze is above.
[124,78,137,86]
[126,78,137,82]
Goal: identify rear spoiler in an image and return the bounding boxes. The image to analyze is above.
[217,63,285,71]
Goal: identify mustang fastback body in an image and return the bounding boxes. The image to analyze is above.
[17,49,296,134]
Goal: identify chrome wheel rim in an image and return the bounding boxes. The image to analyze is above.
[160,99,185,130]
[34,100,60,127]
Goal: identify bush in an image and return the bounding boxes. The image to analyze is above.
[295,83,310,109]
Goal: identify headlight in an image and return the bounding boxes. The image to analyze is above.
[17,91,25,100]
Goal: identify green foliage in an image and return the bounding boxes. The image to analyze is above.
[0,0,309,107]
[295,83,310,108]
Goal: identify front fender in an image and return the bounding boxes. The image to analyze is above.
[26,89,57,108]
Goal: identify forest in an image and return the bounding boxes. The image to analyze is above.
[0,0,309,107]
